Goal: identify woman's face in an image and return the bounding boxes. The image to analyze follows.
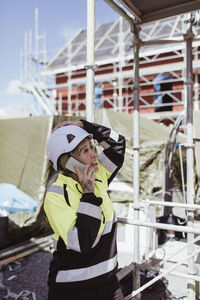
[73,139,98,173]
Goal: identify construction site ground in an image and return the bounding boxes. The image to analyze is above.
[0,250,51,300]
[1,230,200,300]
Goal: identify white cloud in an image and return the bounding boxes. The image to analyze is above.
[0,107,7,116]
[0,95,24,116]
[5,79,21,95]
[0,79,24,116]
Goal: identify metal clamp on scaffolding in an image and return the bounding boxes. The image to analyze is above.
[184,80,194,86]
[132,85,141,91]
[132,146,140,151]
[84,64,98,70]
[130,36,141,49]
[182,143,195,149]
[183,31,195,40]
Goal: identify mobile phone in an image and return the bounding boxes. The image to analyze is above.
[65,157,86,174]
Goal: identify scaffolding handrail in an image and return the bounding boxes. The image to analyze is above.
[142,199,200,210]
[117,217,200,234]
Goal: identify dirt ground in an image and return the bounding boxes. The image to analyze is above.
[0,250,52,300]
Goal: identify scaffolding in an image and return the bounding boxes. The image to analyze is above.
[20,8,200,122]
[37,11,200,125]
[102,1,200,300]
[19,4,200,299]
[20,8,57,116]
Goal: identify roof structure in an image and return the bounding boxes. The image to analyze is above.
[116,0,200,23]
[46,13,200,74]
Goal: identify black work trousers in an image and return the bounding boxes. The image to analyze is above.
[48,276,125,300]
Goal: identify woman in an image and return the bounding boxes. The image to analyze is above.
[44,119,126,300]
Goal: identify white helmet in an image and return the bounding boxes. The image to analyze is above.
[46,125,93,171]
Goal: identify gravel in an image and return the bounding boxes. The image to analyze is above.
[0,250,52,300]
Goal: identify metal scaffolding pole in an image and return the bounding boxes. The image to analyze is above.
[35,8,39,61]
[67,41,72,115]
[194,42,199,111]
[86,0,95,122]
[24,31,28,82]
[131,21,141,300]
[118,16,124,111]
[185,19,196,300]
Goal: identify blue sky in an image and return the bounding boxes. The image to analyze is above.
[0,0,118,116]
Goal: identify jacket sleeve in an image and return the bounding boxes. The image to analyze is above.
[44,183,102,254]
[81,119,126,184]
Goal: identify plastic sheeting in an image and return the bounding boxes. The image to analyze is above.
[0,115,53,203]
[0,183,37,217]
[94,109,187,196]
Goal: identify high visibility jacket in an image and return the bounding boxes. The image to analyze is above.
[44,120,125,291]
